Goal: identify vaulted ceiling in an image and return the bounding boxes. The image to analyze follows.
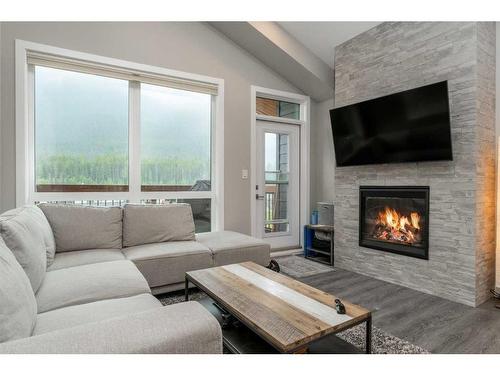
[278,22,380,69]
[210,22,380,101]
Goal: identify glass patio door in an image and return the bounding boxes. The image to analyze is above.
[255,121,300,249]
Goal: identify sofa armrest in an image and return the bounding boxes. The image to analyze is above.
[0,302,222,354]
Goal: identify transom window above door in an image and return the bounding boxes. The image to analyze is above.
[256,97,300,120]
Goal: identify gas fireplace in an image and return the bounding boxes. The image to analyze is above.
[359,186,429,259]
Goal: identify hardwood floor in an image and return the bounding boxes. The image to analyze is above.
[297,268,500,353]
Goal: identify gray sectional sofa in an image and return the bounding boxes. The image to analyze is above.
[0,203,271,353]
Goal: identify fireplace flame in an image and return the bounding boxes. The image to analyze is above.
[410,212,420,230]
[374,206,421,244]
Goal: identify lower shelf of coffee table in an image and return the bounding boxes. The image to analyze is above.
[198,297,363,354]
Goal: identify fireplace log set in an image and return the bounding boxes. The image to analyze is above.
[370,207,422,245]
[372,224,420,244]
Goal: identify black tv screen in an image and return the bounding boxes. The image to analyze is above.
[330,81,453,167]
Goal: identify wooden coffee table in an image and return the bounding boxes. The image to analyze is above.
[185,262,372,354]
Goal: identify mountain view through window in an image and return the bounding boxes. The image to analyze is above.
[34,66,212,192]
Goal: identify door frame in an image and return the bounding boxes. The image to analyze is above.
[250,86,310,249]
[255,121,300,248]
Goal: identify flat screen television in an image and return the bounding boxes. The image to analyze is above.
[330,81,453,167]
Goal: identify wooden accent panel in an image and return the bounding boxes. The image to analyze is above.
[141,185,192,192]
[242,262,369,320]
[256,97,278,117]
[36,184,128,192]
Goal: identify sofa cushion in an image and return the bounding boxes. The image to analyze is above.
[39,204,122,252]
[34,293,161,335]
[122,203,195,247]
[36,260,150,313]
[0,238,37,343]
[0,302,222,354]
[122,241,213,288]
[47,249,125,271]
[0,206,55,291]
[196,231,271,267]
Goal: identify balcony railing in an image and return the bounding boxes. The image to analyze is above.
[264,191,289,233]
[35,199,128,207]
[36,184,201,193]
[36,184,129,192]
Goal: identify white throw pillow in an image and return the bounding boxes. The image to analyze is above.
[0,237,37,343]
[0,206,54,292]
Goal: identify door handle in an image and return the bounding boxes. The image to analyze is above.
[256,194,265,200]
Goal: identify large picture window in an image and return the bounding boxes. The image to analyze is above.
[140,84,211,192]
[18,41,224,232]
[35,66,129,192]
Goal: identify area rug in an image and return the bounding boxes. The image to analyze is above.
[157,290,430,354]
[273,254,334,278]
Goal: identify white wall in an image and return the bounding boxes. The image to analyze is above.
[310,97,335,211]
[0,22,303,234]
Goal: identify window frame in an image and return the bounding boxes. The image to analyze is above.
[16,40,224,231]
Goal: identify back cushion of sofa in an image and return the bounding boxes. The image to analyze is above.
[123,204,195,247]
[0,206,53,292]
[0,237,37,343]
[39,204,123,252]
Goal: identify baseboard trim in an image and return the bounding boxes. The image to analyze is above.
[271,248,302,258]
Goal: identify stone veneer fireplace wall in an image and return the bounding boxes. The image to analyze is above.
[333,22,496,306]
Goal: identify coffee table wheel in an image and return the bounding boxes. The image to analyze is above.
[212,302,238,328]
[221,312,236,328]
[267,259,280,273]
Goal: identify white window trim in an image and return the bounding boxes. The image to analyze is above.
[250,85,310,247]
[15,39,225,231]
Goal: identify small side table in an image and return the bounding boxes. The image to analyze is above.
[304,224,334,266]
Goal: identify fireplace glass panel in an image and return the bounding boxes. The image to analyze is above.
[359,186,429,259]
[362,197,426,248]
